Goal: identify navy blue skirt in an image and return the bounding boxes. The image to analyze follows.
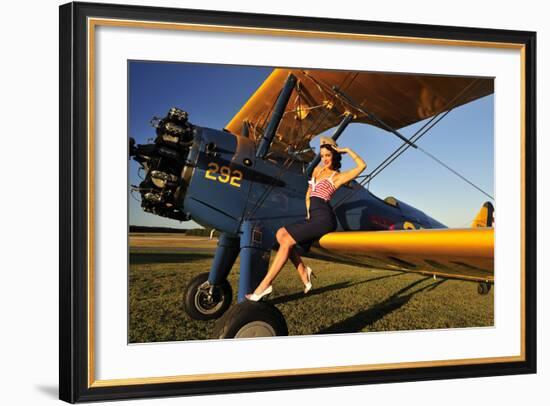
[285,197,337,252]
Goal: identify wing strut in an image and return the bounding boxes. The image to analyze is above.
[256,74,297,158]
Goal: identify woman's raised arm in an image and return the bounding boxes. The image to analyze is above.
[332,147,367,188]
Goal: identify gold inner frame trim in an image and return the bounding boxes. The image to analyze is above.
[91,17,524,50]
[88,19,96,388]
[90,355,525,388]
[520,45,526,359]
[87,16,527,388]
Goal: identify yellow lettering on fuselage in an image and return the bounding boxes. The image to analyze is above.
[403,221,416,230]
[204,162,242,188]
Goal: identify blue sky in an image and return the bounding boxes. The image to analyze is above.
[129,61,494,229]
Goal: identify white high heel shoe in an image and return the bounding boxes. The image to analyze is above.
[245,285,273,302]
[304,267,315,294]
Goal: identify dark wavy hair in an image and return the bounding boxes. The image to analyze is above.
[320,144,342,171]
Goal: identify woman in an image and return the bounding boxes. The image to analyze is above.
[246,137,367,301]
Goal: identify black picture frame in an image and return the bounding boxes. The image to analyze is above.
[59,1,537,403]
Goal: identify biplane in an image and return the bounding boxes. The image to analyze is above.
[129,67,494,339]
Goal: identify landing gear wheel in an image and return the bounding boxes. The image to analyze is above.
[184,272,232,320]
[212,301,288,339]
[478,282,492,295]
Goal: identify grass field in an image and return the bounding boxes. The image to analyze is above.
[129,248,494,343]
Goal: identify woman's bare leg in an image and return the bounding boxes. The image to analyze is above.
[252,228,296,295]
[289,247,308,285]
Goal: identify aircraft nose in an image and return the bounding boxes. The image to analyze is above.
[155,107,194,147]
[129,107,194,221]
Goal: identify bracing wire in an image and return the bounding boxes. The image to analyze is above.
[365,107,453,182]
[416,146,494,200]
[333,78,494,208]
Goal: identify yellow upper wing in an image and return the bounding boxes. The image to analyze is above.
[225,68,494,159]
[314,227,494,282]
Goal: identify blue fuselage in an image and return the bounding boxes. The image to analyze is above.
[181,127,446,240]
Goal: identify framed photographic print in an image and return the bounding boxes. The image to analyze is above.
[59,1,537,403]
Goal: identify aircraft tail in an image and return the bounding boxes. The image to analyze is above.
[471,202,494,228]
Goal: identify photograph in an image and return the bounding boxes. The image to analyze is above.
[128,61,495,342]
[58,2,536,401]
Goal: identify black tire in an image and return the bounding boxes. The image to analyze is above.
[212,301,288,339]
[477,282,491,295]
[184,273,232,320]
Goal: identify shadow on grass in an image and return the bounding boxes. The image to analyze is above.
[317,277,447,334]
[129,252,214,265]
[270,272,406,306]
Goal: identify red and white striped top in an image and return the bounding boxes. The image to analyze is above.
[308,172,337,201]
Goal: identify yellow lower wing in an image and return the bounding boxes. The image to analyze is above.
[315,228,494,282]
